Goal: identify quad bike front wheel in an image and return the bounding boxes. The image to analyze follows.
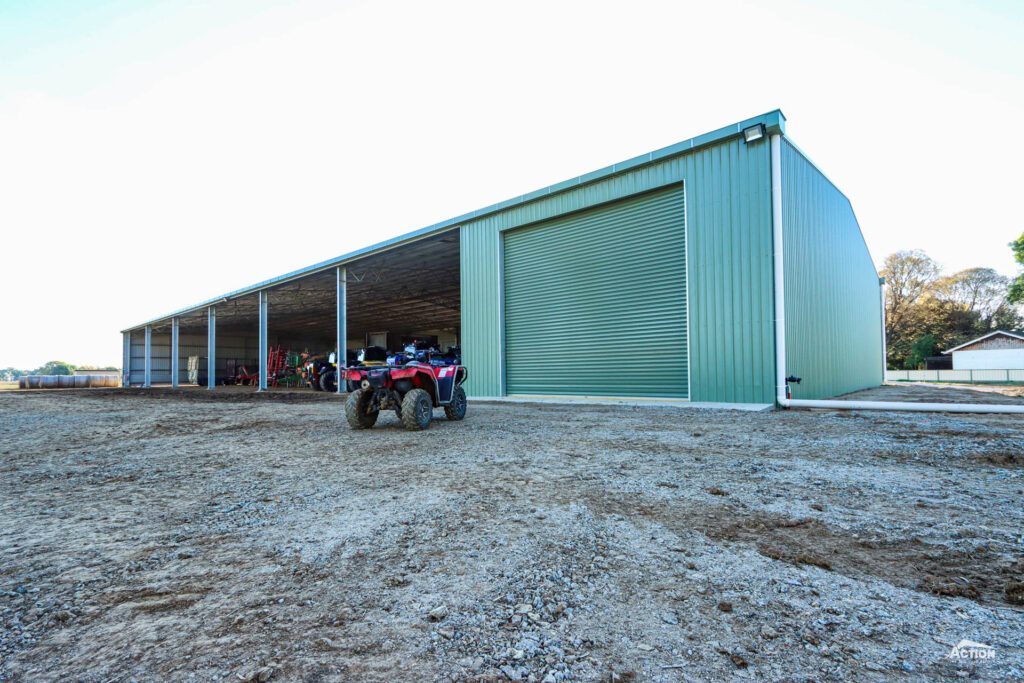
[400,388,433,431]
[345,388,379,429]
[444,385,467,421]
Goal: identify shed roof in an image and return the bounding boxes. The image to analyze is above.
[122,110,787,332]
[942,330,1024,354]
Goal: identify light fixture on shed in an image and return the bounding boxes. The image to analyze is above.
[742,124,765,144]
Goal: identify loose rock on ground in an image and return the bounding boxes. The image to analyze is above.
[1,384,1022,680]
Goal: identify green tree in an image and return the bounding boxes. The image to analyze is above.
[881,250,941,368]
[889,294,982,368]
[880,249,1024,368]
[903,334,937,370]
[0,367,29,381]
[934,267,1010,325]
[989,305,1023,333]
[918,296,986,350]
[1009,233,1024,304]
[34,361,76,375]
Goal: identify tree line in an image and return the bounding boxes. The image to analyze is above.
[882,234,1024,369]
[0,362,119,381]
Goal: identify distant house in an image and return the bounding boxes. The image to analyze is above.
[942,331,1024,370]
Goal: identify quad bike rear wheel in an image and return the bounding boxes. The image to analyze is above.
[345,388,378,429]
[444,385,467,421]
[400,388,432,431]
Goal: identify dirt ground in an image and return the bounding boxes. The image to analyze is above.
[1,384,1023,682]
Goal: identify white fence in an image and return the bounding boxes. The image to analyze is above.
[887,369,1024,383]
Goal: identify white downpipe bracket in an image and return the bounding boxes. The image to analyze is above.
[769,134,1024,415]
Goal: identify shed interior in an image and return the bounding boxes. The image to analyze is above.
[128,230,460,387]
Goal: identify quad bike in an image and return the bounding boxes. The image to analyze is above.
[388,341,461,367]
[343,362,468,430]
[320,347,389,392]
[304,357,332,391]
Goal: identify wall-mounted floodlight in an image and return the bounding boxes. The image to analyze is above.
[743,124,766,144]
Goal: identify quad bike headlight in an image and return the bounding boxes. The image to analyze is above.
[361,379,371,390]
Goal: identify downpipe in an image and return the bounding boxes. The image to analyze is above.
[769,133,1024,415]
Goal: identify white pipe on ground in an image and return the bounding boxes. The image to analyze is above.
[769,133,1024,415]
[782,398,1024,414]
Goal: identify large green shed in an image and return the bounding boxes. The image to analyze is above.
[122,110,884,408]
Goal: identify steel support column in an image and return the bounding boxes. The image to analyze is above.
[336,267,346,394]
[258,291,268,391]
[207,306,216,390]
[170,317,180,388]
[144,325,152,388]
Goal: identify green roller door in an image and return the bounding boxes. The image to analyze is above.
[503,184,688,398]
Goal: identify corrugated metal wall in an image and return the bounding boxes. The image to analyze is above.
[780,140,883,399]
[128,333,258,385]
[687,139,774,404]
[461,136,775,404]
[460,225,503,395]
[128,330,145,385]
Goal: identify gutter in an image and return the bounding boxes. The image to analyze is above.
[769,133,1024,415]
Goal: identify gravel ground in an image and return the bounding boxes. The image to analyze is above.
[1,385,1023,682]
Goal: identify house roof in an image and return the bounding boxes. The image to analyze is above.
[942,330,1024,354]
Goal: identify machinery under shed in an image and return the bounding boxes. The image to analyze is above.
[127,230,460,389]
[122,110,885,408]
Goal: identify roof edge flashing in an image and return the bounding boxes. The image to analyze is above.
[765,109,786,136]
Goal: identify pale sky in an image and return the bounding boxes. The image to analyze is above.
[1,0,1022,369]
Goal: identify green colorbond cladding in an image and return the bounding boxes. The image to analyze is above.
[461,112,780,404]
[780,140,884,399]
